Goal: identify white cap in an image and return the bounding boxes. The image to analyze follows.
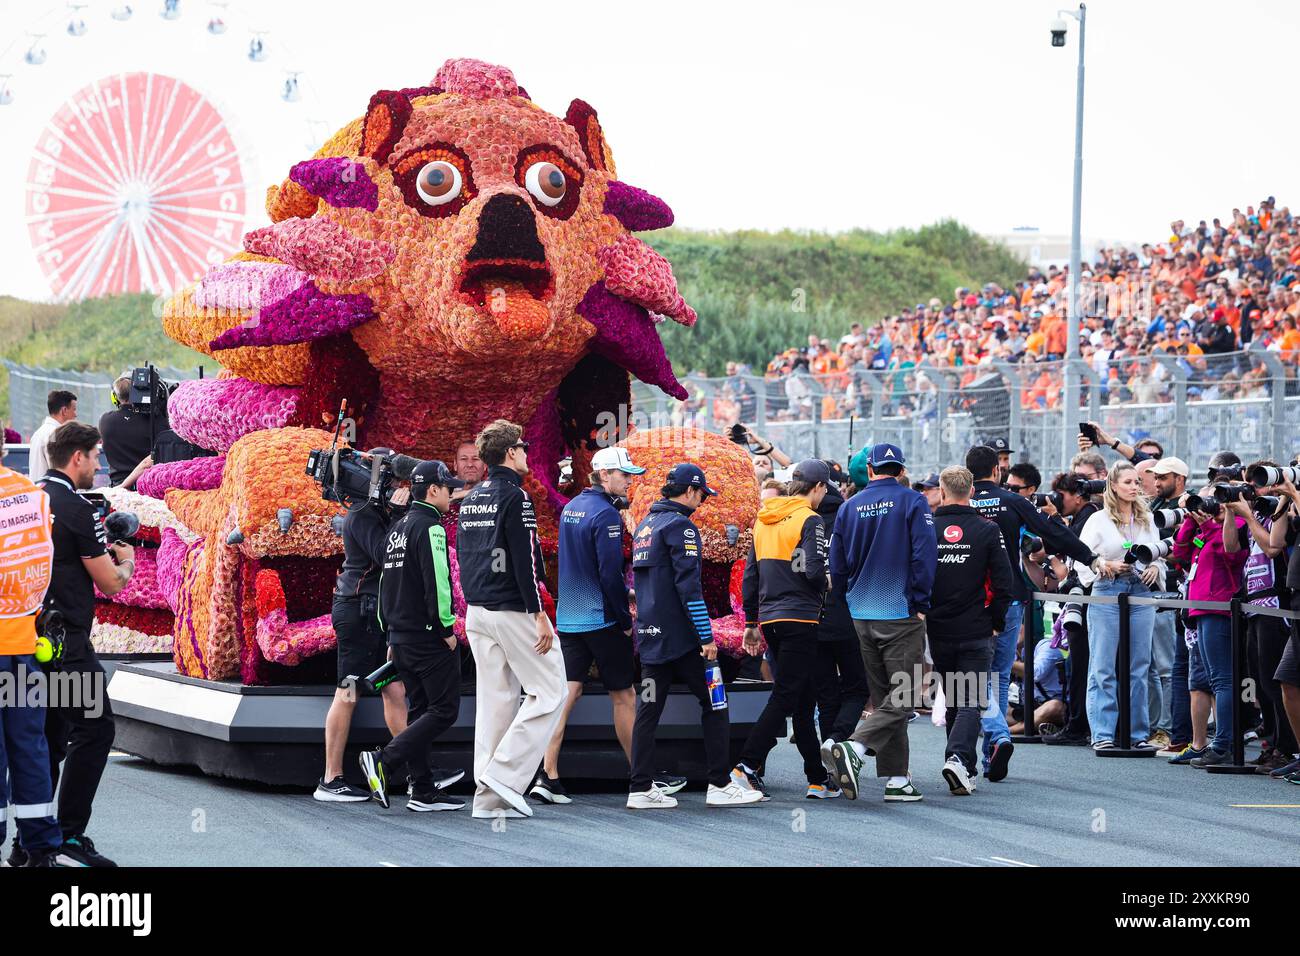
[591,446,646,474]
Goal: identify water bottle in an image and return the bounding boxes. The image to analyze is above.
[705,657,727,711]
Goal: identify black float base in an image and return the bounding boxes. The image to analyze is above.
[106,661,771,789]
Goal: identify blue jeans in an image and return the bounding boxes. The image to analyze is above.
[980,601,1024,767]
[1085,576,1154,746]
[1170,627,1192,745]
[1194,614,1235,754]
[1148,607,1176,733]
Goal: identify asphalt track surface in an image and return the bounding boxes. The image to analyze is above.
[73,721,1299,867]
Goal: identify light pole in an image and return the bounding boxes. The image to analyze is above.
[1054,3,1086,470]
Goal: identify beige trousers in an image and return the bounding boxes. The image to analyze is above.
[465,606,568,811]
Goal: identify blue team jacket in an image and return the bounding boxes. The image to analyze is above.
[556,486,631,634]
[631,499,713,665]
[830,477,937,620]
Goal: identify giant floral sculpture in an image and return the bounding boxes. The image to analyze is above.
[99,58,757,684]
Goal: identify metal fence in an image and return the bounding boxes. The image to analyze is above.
[632,346,1300,477]
[2,361,202,438]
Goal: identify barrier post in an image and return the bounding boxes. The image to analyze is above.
[1096,589,1155,757]
[1205,598,1256,775]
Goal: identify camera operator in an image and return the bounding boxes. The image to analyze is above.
[735,425,791,484]
[1169,477,1249,767]
[1071,449,1108,482]
[36,422,134,867]
[1222,463,1295,772]
[1267,475,1300,781]
[1042,471,1104,746]
[1147,457,1190,752]
[965,445,1101,777]
[314,448,411,803]
[97,375,156,487]
[0,433,62,868]
[359,461,465,812]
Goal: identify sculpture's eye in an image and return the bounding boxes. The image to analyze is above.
[524,161,566,207]
[415,161,462,205]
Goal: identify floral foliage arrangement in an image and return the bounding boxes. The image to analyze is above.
[103,58,751,683]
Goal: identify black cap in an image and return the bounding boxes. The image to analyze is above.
[792,459,831,485]
[411,459,464,491]
[920,473,941,489]
[666,463,717,496]
[984,437,1015,454]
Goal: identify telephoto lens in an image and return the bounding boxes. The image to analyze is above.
[1079,478,1108,496]
[1152,507,1188,529]
[1030,492,1051,508]
[1020,534,1044,555]
[1186,494,1222,517]
[1247,464,1300,488]
[1251,495,1281,518]
[1212,483,1256,504]
[1131,539,1172,564]
[1060,599,1085,634]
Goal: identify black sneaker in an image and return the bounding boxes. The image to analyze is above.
[528,771,572,805]
[25,848,62,867]
[1190,748,1228,768]
[314,775,370,802]
[359,748,390,808]
[730,765,771,801]
[56,835,116,868]
[431,767,466,789]
[407,788,466,812]
[6,836,29,868]
[653,772,687,796]
[987,740,1014,782]
[1042,730,1090,747]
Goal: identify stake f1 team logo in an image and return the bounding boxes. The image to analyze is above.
[943,525,963,543]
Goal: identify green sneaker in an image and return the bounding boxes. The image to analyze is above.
[884,779,923,802]
[359,748,390,809]
[829,741,863,800]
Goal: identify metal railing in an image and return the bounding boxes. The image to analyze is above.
[2,361,202,438]
[632,346,1300,475]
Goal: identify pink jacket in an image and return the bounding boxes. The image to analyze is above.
[1171,516,1248,617]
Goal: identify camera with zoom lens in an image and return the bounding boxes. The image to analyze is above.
[1020,533,1044,556]
[1247,464,1300,488]
[1029,492,1052,509]
[1185,494,1221,518]
[1077,478,1107,496]
[1252,495,1282,518]
[1212,483,1256,504]
[1060,590,1085,634]
[1129,539,1172,566]
[305,447,419,507]
[1152,507,1188,530]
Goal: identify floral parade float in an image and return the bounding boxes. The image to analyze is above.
[99,58,760,684]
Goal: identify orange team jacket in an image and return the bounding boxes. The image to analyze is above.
[0,465,54,654]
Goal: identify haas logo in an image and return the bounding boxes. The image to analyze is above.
[943,525,963,544]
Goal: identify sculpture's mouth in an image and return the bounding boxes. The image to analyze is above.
[456,258,554,311]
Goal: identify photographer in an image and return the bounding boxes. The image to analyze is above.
[1075,462,1164,751]
[734,425,791,483]
[1169,480,1249,767]
[965,445,1100,778]
[1267,475,1300,781]
[37,422,134,867]
[314,448,411,804]
[98,375,157,487]
[1077,421,1164,466]
[1148,457,1190,752]
[0,434,62,868]
[1222,464,1295,772]
[359,461,465,812]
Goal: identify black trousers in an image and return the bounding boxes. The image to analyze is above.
[629,650,729,791]
[930,637,993,773]
[45,650,114,840]
[739,622,825,784]
[382,639,461,789]
[1251,614,1297,755]
[815,636,870,743]
[1063,614,1091,737]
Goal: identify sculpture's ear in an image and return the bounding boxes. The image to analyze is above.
[360,90,412,163]
[564,99,611,173]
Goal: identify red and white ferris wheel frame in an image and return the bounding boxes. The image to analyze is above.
[25,71,247,301]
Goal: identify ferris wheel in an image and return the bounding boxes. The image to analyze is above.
[0,1,326,302]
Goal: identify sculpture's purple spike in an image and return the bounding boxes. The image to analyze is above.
[603,181,674,232]
[289,158,379,212]
[208,282,376,350]
[576,282,687,401]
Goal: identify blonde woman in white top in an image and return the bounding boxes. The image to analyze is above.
[1076,461,1165,751]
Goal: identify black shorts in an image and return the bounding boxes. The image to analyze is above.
[559,625,635,691]
[332,596,388,689]
[1276,626,1300,688]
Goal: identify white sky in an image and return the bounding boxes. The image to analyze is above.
[1,0,1296,301]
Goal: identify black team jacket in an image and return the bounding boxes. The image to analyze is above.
[456,465,545,613]
[926,504,1016,643]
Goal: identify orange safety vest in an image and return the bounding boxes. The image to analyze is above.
[0,465,54,654]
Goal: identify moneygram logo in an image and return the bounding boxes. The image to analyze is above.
[943,526,963,543]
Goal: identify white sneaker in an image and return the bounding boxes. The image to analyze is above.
[941,757,974,795]
[706,782,766,807]
[480,773,533,817]
[627,787,678,810]
[471,807,529,819]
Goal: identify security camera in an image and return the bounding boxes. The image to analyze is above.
[1051,19,1068,47]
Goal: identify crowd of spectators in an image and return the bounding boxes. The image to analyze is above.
[688,197,1300,426]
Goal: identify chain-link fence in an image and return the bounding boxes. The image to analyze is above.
[632,346,1300,477]
[3,361,203,439]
